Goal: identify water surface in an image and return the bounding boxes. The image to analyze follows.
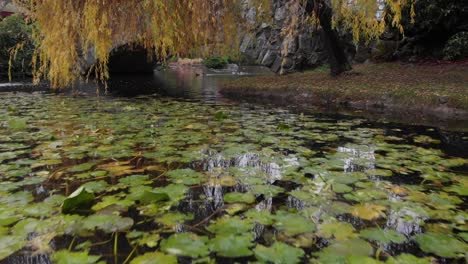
[0,71,467,263]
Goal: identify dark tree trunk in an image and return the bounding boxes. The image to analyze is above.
[307,0,351,75]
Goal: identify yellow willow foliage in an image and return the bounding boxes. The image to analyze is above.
[14,0,414,88]
[14,0,241,88]
[330,0,416,43]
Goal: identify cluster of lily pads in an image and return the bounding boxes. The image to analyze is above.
[0,92,467,263]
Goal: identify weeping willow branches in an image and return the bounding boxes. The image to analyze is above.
[13,0,414,88]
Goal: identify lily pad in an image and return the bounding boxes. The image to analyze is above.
[273,211,316,236]
[351,204,386,220]
[0,236,25,260]
[254,242,304,264]
[386,254,432,264]
[315,238,374,263]
[318,222,356,241]
[51,250,102,264]
[62,187,95,214]
[68,162,96,173]
[83,214,133,233]
[206,216,253,235]
[209,234,254,257]
[414,232,467,258]
[160,233,210,258]
[130,252,178,264]
[224,192,256,204]
[359,228,406,244]
[166,169,204,185]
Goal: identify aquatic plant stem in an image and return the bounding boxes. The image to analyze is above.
[114,232,119,264]
[68,236,76,251]
[122,246,137,264]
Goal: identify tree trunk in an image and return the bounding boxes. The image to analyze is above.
[310,0,351,75]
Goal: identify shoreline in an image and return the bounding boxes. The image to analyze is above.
[220,62,468,130]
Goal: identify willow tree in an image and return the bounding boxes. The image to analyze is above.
[12,0,414,88]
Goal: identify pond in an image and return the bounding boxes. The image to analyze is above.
[0,69,467,264]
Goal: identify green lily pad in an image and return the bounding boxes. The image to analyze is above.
[62,187,95,214]
[138,190,170,204]
[160,233,210,258]
[209,234,254,257]
[156,212,194,227]
[119,175,151,186]
[386,254,432,264]
[224,192,256,204]
[166,169,204,185]
[68,162,96,173]
[83,214,133,233]
[8,118,28,131]
[244,209,275,225]
[254,242,304,264]
[249,184,284,197]
[414,232,467,258]
[365,169,393,177]
[359,228,406,244]
[0,236,25,260]
[51,250,102,264]
[332,183,353,193]
[130,252,177,264]
[273,211,316,236]
[318,222,356,241]
[80,180,109,193]
[206,216,253,235]
[315,238,374,263]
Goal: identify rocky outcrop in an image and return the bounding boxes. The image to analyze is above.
[239,0,330,74]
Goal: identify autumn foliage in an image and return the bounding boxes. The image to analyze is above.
[13,0,414,88]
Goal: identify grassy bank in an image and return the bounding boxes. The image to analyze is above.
[221,62,468,119]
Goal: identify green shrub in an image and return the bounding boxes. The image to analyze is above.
[443,32,468,61]
[0,15,35,78]
[203,56,229,69]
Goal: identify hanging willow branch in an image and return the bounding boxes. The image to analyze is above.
[13,0,415,89]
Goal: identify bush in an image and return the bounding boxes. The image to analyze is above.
[203,56,229,69]
[0,15,35,78]
[443,32,468,61]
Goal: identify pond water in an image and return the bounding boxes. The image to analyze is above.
[0,70,467,264]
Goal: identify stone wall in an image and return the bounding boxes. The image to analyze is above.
[239,0,329,74]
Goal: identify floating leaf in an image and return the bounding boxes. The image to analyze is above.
[130,252,177,264]
[166,169,204,185]
[332,183,353,193]
[273,211,316,236]
[206,216,253,235]
[68,162,96,173]
[0,236,25,260]
[83,214,133,233]
[160,233,210,258]
[315,238,373,263]
[209,234,253,257]
[224,192,256,204]
[414,233,467,258]
[138,191,170,204]
[351,204,386,220]
[244,209,275,225]
[249,184,284,197]
[8,118,28,131]
[51,250,102,264]
[254,242,304,264]
[156,212,193,228]
[318,222,356,241]
[359,228,406,244]
[62,187,95,214]
[386,254,432,264]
